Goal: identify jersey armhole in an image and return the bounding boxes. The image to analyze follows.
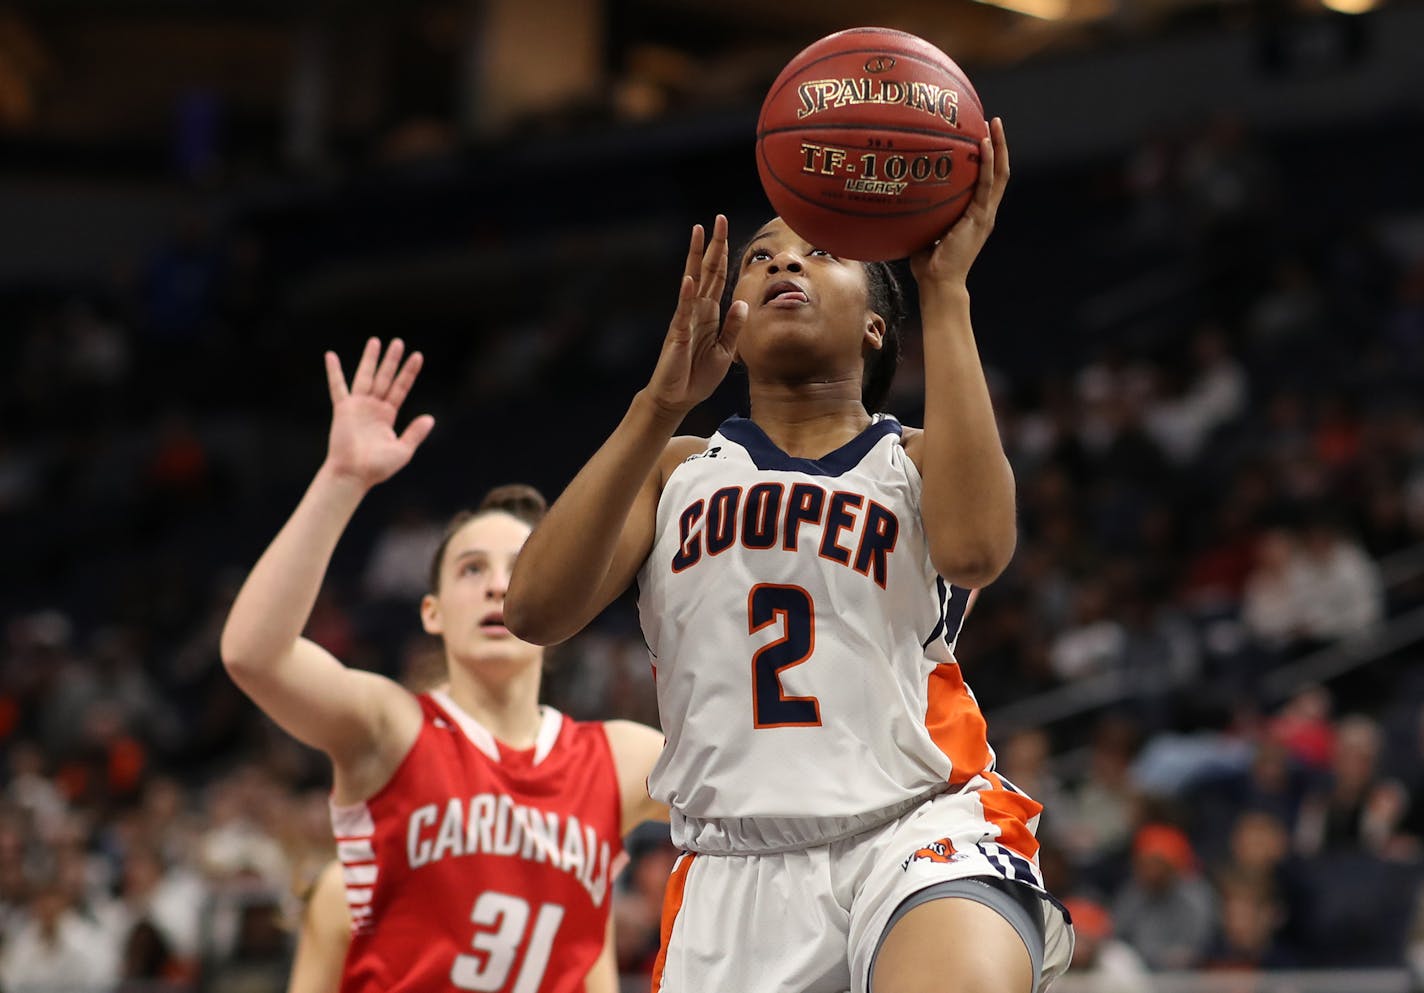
[900,425,926,473]
[332,693,437,812]
[657,435,711,489]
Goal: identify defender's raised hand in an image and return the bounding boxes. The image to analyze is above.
[644,214,750,418]
[323,337,435,489]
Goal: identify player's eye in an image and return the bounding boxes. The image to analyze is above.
[809,248,832,257]
[461,562,484,576]
[745,247,772,265]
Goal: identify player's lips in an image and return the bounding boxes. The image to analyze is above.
[762,280,810,307]
[479,611,510,636]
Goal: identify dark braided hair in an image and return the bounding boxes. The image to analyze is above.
[728,230,906,412]
[426,484,547,594]
[861,260,906,412]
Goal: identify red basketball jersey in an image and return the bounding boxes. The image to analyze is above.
[332,691,625,993]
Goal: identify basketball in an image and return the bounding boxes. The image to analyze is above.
[755,27,988,262]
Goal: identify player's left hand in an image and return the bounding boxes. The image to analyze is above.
[322,337,435,490]
[911,116,1010,291]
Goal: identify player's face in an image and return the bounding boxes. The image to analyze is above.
[421,513,542,670]
[731,217,884,384]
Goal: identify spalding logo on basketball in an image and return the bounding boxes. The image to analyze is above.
[756,27,988,262]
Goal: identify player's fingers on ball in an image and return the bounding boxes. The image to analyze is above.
[387,351,424,409]
[352,337,381,394]
[372,338,405,397]
[990,127,1010,204]
[977,137,996,199]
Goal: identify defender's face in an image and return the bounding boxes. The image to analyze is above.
[421,512,542,668]
[730,217,883,378]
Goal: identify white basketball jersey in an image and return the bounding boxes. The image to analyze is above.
[637,415,991,832]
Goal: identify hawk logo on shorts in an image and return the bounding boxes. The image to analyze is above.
[901,836,969,870]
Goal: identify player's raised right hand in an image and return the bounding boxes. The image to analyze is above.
[643,214,749,418]
[323,337,435,489]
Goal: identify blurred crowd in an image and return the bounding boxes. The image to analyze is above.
[2,106,1423,992]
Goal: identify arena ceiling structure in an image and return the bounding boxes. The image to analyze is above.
[0,0,1401,170]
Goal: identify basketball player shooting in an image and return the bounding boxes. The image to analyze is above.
[507,119,1074,993]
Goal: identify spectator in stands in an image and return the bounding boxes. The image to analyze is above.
[1138,330,1244,465]
[1112,824,1217,970]
[1058,718,1141,871]
[118,920,182,988]
[1198,732,1308,843]
[1268,686,1335,773]
[1049,578,1127,682]
[1241,527,1307,652]
[1060,896,1153,993]
[1205,877,1295,970]
[1295,714,1408,857]
[5,741,68,838]
[0,878,119,993]
[102,842,206,969]
[1292,514,1384,644]
[1211,810,1310,959]
[1241,515,1382,656]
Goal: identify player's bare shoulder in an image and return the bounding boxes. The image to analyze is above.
[900,424,926,471]
[659,436,714,483]
[601,719,665,768]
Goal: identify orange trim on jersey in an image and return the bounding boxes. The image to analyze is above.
[924,661,993,788]
[651,853,695,992]
[981,772,1045,861]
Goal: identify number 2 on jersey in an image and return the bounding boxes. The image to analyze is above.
[749,584,822,728]
[451,892,564,993]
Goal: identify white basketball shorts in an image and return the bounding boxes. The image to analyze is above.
[650,788,1074,993]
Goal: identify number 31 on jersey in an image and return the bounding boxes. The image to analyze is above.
[451,892,564,993]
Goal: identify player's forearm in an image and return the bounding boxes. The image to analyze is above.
[917,286,1017,587]
[220,464,367,672]
[507,391,677,643]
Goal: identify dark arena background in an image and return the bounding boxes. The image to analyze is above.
[3,1,1424,991]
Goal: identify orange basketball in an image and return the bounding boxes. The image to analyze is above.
[756,27,988,262]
